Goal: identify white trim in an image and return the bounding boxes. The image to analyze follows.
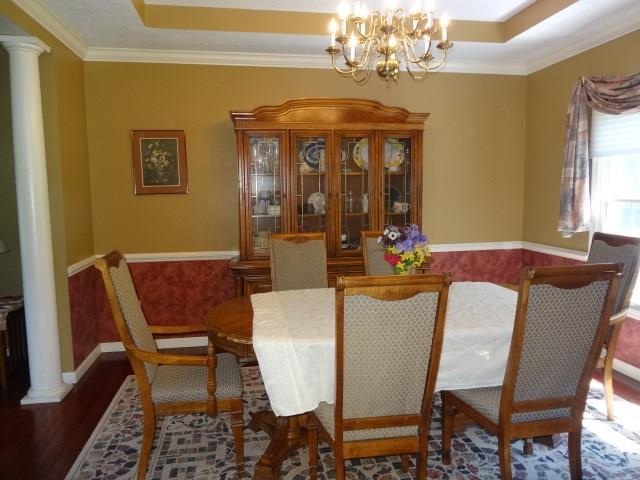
[123,250,240,262]
[628,307,640,321]
[11,0,87,59]
[526,9,640,74]
[100,335,208,353]
[613,358,640,383]
[67,255,97,276]
[520,241,587,261]
[62,344,101,384]
[430,241,522,252]
[84,47,528,75]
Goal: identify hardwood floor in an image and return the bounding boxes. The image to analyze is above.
[0,353,638,480]
[0,352,132,480]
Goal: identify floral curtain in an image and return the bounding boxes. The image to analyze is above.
[558,72,640,237]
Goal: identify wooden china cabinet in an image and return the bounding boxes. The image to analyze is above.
[230,98,428,295]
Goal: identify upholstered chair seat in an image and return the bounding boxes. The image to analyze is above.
[450,386,570,424]
[151,353,242,404]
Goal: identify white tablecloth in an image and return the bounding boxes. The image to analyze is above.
[251,282,517,417]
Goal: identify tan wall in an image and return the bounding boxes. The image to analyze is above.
[84,64,526,252]
[0,4,93,371]
[524,29,640,251]
[0,49,22,295]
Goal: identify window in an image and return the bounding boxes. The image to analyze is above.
[590,109,640,305]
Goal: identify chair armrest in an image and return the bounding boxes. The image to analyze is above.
[609,309,628,326]
[129,347,208,366]
[149,324,208,335]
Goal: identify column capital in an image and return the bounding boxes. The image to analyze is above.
[0,35,50,56]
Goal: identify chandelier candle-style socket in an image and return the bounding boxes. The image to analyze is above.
[326,1,453,84]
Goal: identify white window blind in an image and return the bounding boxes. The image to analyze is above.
[590,110,640,306]
[591,110,640,157]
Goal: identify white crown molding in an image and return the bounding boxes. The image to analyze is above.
[11,0,87,59]
[526,8,640,74]
[84,47,528,75]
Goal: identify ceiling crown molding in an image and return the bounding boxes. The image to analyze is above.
[12,0,87,59]
[84,47,529,75]
[526,6,640,74]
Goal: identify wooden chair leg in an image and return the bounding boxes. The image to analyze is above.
[230,399,245,470]
[497,434,512,480]
[335,448,345,480]
[307,417,318,480]
[523,437,533,455]
[138,410,156,480]
[400,455,411,473]
[603,355,615,421]
[441,392,456,465]
[568,428,582,480]
[416,450,427,480]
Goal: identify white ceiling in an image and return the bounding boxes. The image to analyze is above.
[146,0,537,21]
[14,0,640,74]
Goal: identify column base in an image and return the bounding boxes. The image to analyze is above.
[21,382,73,405]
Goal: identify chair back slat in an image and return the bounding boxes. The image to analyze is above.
[343,292,438,417]
[270,233,328,291]
[336,274,451,437]
[513,280,609,402]
[587,233,640,315]
[362,232,395,276]
[501,264,622,419]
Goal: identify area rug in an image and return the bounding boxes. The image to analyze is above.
[66,365,640,479]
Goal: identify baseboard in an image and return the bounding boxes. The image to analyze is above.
[100,335,208,353]
[613,359,640,383]
[62,344,101,384]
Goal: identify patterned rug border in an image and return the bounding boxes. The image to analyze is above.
[64,376,135,480]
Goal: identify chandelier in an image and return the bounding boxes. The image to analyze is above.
[326,1,453,84]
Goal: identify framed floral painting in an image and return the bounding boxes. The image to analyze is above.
[131,130,188,194]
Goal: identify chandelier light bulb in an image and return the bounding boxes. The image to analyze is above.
[329,18,338,47]
[388,34,398,49]
[411,1,422,15]
[440,13,449,41]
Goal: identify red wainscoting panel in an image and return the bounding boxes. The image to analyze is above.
[68,250,639,375]
[68,267,101,368]
[615,318,640,369]
[128,260,235,330]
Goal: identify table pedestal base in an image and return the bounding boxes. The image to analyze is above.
[249,411,308,480]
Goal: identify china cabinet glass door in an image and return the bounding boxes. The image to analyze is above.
[293,133,330,236]
[247,133,283,257]
[382,135,413,227]
[336,133,373,255]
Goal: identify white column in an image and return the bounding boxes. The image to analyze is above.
[1,36,72,404]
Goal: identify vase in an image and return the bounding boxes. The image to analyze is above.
[397,264,416,275]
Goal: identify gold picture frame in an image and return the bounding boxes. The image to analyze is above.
[131,130,188,194]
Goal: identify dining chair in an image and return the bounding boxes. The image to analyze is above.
[307,273,452,480]
[441,263,622,480]
[95,251,245,480]
[269,232,328,291]
[587,232,640,420]
[361,230,395,275]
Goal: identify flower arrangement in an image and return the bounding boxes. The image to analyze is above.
[378,224,431,274]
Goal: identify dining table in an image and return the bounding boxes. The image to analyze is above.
[205,281,518,480]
